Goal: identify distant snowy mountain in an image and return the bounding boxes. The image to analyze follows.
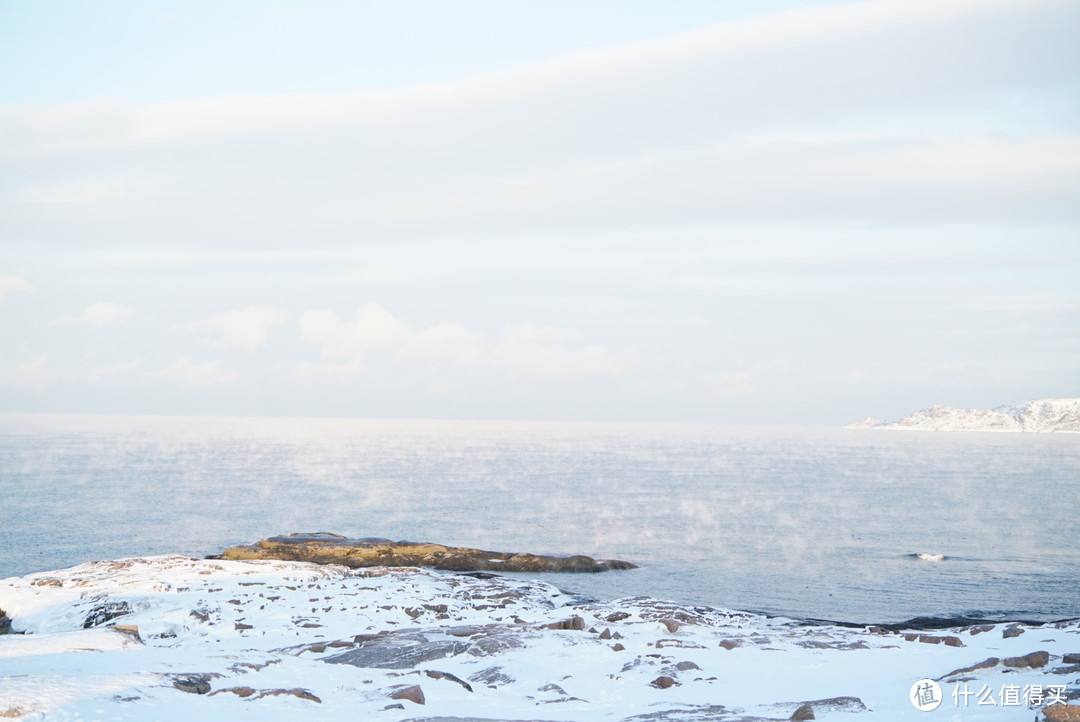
[847,398,1080,433]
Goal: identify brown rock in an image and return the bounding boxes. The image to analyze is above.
[252,688,321,703]
[113,625,142,643]
[546,616,586,631]
[650,676,679,689]
[1044,705,1080,722]
[424,669,473,692]
[1004,650,1050,669]
[1003,625,1025,638]
[612,643,626,651]
[1063,653,1080,665]
[388,684,426,705]
[208,686,256,698]
[940,657,1000,679]
[790,702,815,720]
[217,532,637,573]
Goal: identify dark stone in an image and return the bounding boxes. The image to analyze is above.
[83,602,133,628]
[1002,626,1025,638]
[674,661,700,671]
[0,610,10,635]
[172,674,211,695]
[468,666,515,687]
[799,697,867,713]
[323,639,470,669]
[790,703,815,720]
[618,705,731,721]
[1063,653,1080,665]
[1050,665,1080,675]
[218,532,636,573]
[424,669,473,692]
[649,676,679,689]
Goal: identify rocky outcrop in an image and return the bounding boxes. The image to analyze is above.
[217,533,637,573]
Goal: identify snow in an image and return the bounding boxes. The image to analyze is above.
[846,398,1080,433]
[1,555,1077,720]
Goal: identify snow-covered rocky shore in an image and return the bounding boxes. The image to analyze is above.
[2,555,1078,721]
[847,398,1080,433]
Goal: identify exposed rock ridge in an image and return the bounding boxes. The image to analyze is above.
[217,533,638,573]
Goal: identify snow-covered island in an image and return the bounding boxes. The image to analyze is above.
[847,398,1080,433]
[2,554,1079,720]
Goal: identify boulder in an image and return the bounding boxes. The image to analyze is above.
[1044,705,1080,722]
[217,533,636,573]
[1003,650,1050,669]
[388,684,425,705]
[171,674,211,695]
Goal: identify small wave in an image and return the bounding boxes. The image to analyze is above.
[910,553,946,562]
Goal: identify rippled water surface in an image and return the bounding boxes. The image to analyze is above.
[2,414,1077,623]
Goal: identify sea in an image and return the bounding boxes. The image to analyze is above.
[1,414,1077,625]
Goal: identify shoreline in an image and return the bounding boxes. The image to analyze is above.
[2,553,1079,720]
[4,551,1080,632]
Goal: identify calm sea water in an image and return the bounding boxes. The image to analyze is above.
[1,414,1077,624]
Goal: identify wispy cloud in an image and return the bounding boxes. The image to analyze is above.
[195,305,287,351]
[0,275,34,300]
[86,357,145,384]
[55,302,133,326]
[299,305,622,382]
[148,356,238,386]
[300,304,411,359]
[2,0,1075,248]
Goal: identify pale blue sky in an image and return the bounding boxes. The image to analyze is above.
[1,1,855,102]
[1,0,1078,423]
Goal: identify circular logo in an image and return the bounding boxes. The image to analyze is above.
[910,679,942,711]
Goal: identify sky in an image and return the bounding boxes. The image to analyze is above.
[1,0,1078,425]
